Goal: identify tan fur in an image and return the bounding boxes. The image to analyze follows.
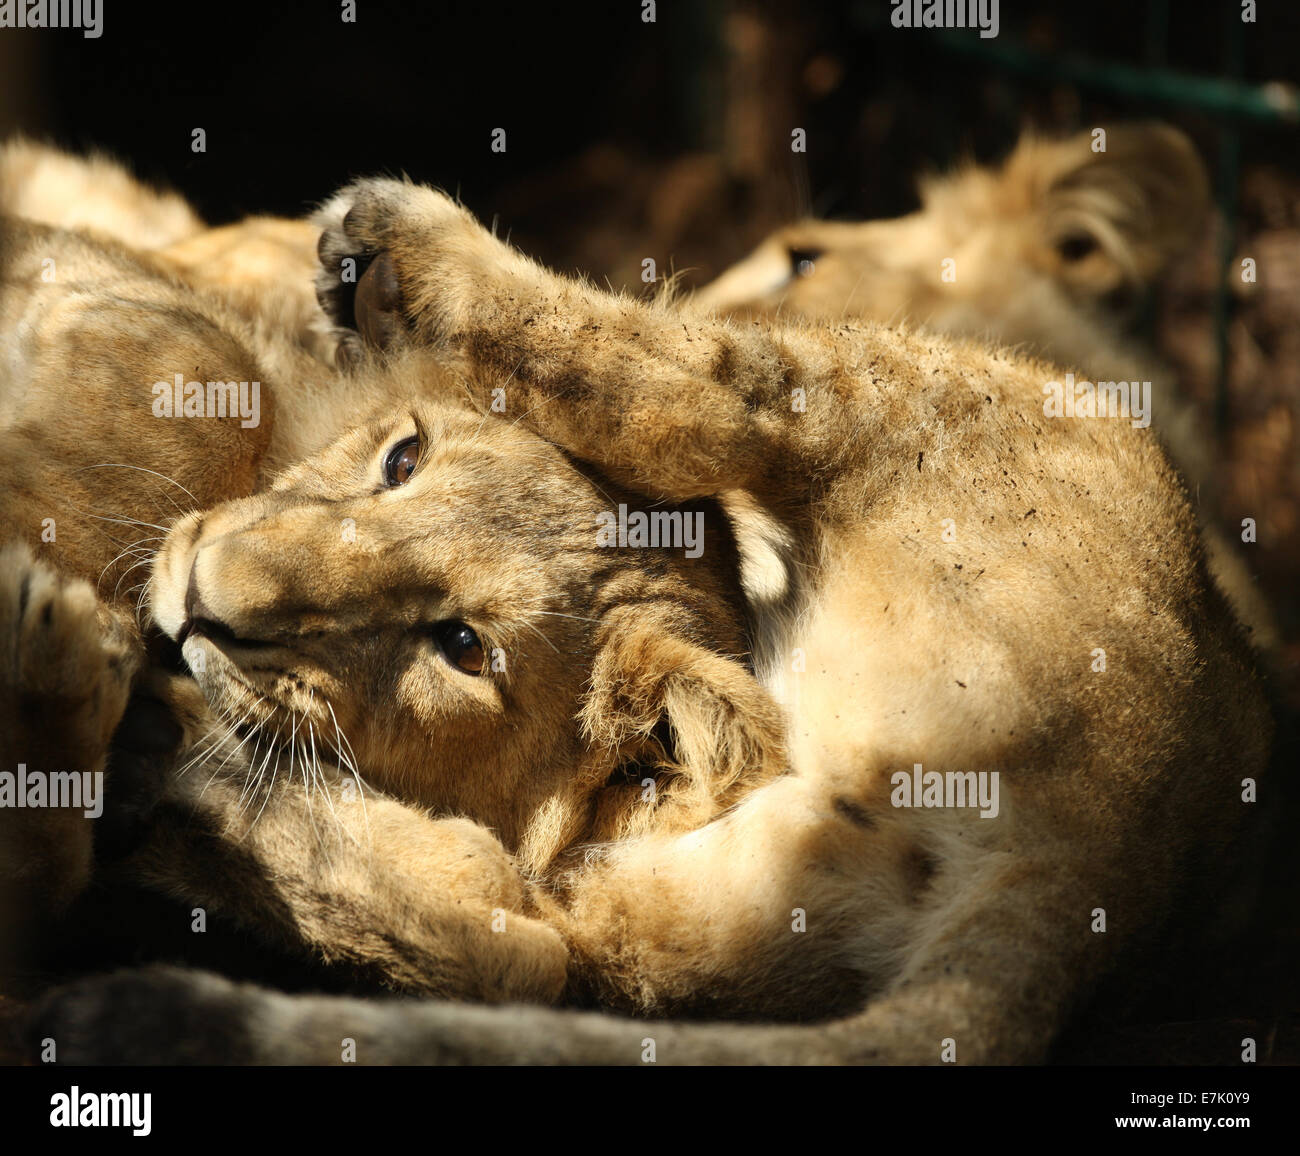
[1,145,1273,1064]
[0,141,363,953]
[0,137,203,250]
[694,125,1206,381]
[0,142,779,1006]
[289,178,1269,1060]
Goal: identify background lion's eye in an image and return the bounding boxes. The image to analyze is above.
[788,246,822,278]
[433,620,485,675]
[384,437,420,486]
[1056,233,1099,263]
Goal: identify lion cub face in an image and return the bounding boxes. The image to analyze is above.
[150,396,784,866]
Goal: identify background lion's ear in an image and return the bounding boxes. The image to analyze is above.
[1014,123,1210,309]
[578,608,787,839]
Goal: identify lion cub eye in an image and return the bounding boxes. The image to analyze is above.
[433,620,485,675]
[384,436,420,486]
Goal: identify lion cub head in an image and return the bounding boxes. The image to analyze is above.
[149,386,785,872]
[695,123,1207,372]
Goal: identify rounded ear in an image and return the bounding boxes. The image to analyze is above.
[576,607,788,844]
[1014,123,1210,307]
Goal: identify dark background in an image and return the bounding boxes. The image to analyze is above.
[5,2,1299,276]
[2,0,1298,1063]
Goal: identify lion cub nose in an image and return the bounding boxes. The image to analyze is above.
[178,559,274,651]
[178,562,230,646]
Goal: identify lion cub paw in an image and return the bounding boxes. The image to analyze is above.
[314,178,496,363]
[0,541,139,766]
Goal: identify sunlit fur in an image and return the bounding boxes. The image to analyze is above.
[0,142,781,1006]
[3,144,1274,1065]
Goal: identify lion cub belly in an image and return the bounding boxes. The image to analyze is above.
[642,545,1026,1013]
[563,536,983,1014]
[762,541,1024,804]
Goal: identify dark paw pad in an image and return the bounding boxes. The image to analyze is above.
[353,250,405,350]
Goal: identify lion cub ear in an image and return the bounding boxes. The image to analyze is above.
[578,608,787,840]
[1017,123,1209,308]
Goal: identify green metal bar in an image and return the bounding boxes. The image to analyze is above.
[933,30,1300,123]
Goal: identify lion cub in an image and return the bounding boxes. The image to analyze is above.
[9,147,1272,1065]
[696,124,1205,396]
[0,143,776,1009]
[296,177,1271,1062]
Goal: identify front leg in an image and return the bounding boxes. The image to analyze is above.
[315,180,828,511]
[123,697,567,1005]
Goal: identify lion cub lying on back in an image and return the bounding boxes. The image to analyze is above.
[29,166,1272,1065]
